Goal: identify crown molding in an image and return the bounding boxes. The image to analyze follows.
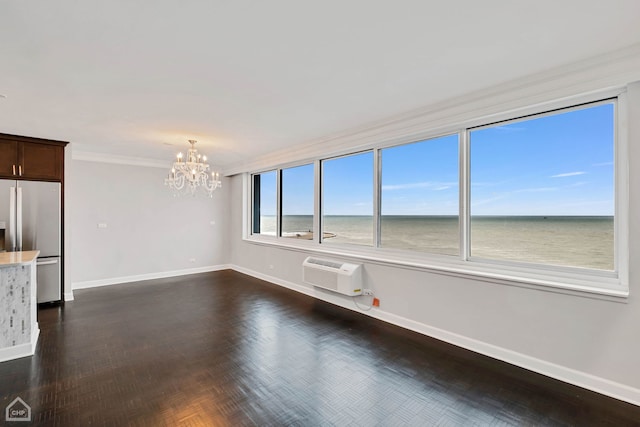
[224,43,640,176]
[72,150,170,169]
[72,148,232,175]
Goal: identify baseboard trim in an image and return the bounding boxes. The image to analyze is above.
[72,265,231,290]
[0,325,39,363]
[230,264,640,407]
[64,291,74,301]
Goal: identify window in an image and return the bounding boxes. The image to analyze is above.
[280,164,315,239]
[251,170,277,236]
[469,102,615,270]
[321,152,374,246]
[381,134,459,256]
[246,95,624,294]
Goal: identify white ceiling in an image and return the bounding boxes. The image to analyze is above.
[1,1,640,169]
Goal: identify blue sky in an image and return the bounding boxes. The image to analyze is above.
[470,103,614,216]
[281,164,314,215]
[323,151,374,216]
[381,135,458,216]
[259,102,614,217]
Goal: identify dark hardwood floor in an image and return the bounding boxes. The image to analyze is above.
[1,270,639,426]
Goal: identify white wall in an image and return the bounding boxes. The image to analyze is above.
[68,160,230,287]
[226,82,640,405]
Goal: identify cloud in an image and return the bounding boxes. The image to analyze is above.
[564,181,588,188]
[382,181,457,191]
[492,125,526,133]
[550,171,586,178]
[592,161,613,167]
[518,187,557,193]
[471,186,557,208]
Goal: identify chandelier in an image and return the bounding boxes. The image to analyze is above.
[165,140,222,197]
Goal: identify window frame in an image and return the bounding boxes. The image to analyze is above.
[250,169,278,237]
[244,90,629,299]
[279,162,316,240]
[464,98,618,270]
[378,133,461,256]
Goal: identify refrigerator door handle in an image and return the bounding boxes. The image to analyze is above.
[37,259,58,266]
[16,186,22,251]
[8,187,16,251]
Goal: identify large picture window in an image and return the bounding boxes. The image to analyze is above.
[381,134,459,256]
[246,95,623,294]
[469,102,614,270]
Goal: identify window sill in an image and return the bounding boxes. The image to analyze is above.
[243,235,629,302]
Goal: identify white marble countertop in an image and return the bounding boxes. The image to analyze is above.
[0,250,40,266]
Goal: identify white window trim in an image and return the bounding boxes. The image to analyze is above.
[243,87,629,300]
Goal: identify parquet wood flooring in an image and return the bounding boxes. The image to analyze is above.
[1,270,639,426]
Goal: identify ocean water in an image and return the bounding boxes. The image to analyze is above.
[471,216,613,270]
[257,215,614,271]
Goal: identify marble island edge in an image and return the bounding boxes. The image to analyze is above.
[0,251,40,362]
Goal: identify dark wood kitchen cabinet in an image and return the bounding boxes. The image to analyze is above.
[0,134,68,181]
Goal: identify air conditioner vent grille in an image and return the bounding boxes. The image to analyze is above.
[307,258,343,269]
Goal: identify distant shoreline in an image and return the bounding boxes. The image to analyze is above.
[272,214,614,219]
[280,231,336,240]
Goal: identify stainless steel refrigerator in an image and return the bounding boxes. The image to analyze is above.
[0,179,62,303]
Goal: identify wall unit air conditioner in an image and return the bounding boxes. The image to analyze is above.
[303,257,363,296]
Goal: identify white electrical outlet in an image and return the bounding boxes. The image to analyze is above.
[97,223,107,229]
[189,258,196,263]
